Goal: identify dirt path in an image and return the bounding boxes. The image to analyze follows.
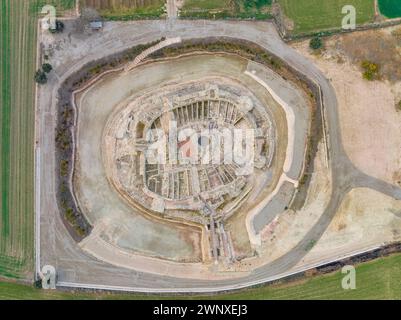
[166,0,178,19]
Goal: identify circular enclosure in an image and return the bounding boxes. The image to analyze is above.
[73,52,308,275]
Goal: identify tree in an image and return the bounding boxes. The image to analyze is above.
[34,70,47,84]
[49,20,64,33]
[310,37,323,50]
[42,63,53,73]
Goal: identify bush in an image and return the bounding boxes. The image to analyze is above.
[34,70,47,84]
[309,37,323,50]
[397,100,401,111]
[361,61,380,81]
[42,63,53,73]
[60,160,69,177]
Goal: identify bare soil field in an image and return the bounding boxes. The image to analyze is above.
[293,30,401,186]
[335,28,401,82]
[302,187,401,266]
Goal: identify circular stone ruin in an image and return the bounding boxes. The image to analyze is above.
[103,77,276,221]
[73,52,309,276]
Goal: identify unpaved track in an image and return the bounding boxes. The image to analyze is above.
[166,0,178,19]
[37,20,401,292]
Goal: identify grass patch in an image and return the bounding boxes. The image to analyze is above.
[80,0,165,20]
[378,0,401,19]
[181,0,272,20]
[31,0,76,15]
[278,0,375,34]
[100,4,165,20]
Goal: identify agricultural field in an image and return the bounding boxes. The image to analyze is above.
[181,0,272,19]
[278,0,375,34]
[0,0,75,280]
[378,0,401,19]
[2,253,401,299]
[80,0,165,20]
[0,0,40,279]
[35,0,75,10]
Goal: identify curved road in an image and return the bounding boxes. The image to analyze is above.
[37,20,401,292]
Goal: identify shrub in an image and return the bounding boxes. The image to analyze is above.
[65,208,75,224]
[34,70,47,84]
[42,63,53,73]
[60,160,69,177]
[361,61,380,81]
[310,37,323,50]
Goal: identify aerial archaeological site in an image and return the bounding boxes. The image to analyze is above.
[2,0,401,299]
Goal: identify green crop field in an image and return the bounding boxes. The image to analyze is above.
[1,253,401,299]
[0,0,38,279]
[34,0,76,13]
[0,0,76,280]
[80,0,165,20]
[32,0,76,17]
[181,0,272,19]
[278,0,375,34]
[378,0,401,18]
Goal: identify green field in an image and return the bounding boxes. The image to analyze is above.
[378,0,401,18]
[30,0,76,17]
[278,0,375,34]
[80,0,165,20]
[181,0,272,19]
[2,253,401,299]
[0,0,76,280]
[0,0,39,279]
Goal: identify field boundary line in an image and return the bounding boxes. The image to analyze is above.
[34,19,41,280]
